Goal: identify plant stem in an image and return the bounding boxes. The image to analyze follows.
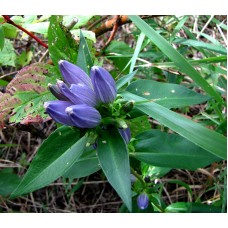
[130,167,145,187]
[2,15,48,49]
[211,100,225,122]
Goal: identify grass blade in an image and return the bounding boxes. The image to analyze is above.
[130,32,145,73]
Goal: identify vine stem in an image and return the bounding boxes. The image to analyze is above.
[2,15,48,49]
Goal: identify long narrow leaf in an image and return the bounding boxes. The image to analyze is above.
[130,32,145,73]
[173,38,227,55]
[97,126,132,211]
[151,56,227,69]
[170,16,189,42]
[76,30,93,75]
[121,91,226,160]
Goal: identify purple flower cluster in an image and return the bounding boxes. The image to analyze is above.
[44,60,117,128]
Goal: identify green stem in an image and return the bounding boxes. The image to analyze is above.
[211,100,225,122]
[130,167,145,187]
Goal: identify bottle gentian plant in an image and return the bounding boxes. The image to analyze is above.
[43,60,134,211]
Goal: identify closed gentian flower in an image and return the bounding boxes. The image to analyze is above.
[118,127,131,144]
[137,193,149,210]
[66,104,101,128]
[70,84,97,107]
[56,80,79,104]
[59,60,92,88]
[44,100,74,126]
[91,66,117,104]
[48,84,69,101]
[56,80,97,107]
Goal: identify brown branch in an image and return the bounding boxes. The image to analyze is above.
[93,15,163,38]
[101,15,120,51]
[87,15,110,30]
[2,15,48,49]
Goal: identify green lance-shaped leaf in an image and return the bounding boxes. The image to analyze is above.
[63,149,100,179]
[128,15,225,105]
[127,79,210,108]
[76,30,93,75]
[48,15,78,67]
[121,91,226,160]
[97,126,132,211]
[11,126,88,198]
[132,130,221,170]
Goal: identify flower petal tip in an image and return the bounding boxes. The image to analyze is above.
[58,60,65,65]
[137,193,149,210]
[65,107,73,114]
[43,102,49,109]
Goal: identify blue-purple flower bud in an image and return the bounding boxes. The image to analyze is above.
[70,84,97,107]
[118,127,131,144]
[137,193,149,210]
[66,104,101,128]
[48,83,69,101]
[59,60,92,88]
[44,100,74,126]
[91,66,117,104]
[56,80,80,105]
